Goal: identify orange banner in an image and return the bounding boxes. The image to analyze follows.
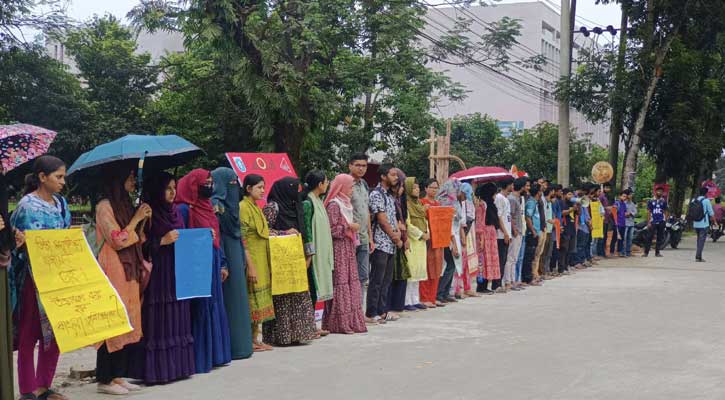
[428,207,454,249]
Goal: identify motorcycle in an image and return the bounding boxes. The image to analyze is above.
[711,223,724,242]
[632,216,686,251]
[664,216,685,249]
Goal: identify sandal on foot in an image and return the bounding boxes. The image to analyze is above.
[38,390,68,400]
[97,384,129,396]
[382,313,400,322]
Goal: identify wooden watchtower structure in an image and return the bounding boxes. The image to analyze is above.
[429,119,466,183]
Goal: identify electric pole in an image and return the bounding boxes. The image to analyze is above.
[557,0,573,186]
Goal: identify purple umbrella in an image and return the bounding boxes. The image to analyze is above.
[0,123,57,174]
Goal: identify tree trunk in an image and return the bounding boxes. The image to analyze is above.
[273,120,304,168]
[655,161,667,183]
[608,5,629,192]
[621,32,679,190]
[671,175,687,218]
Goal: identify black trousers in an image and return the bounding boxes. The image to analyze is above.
[644,222,666,255]
[522,233,539,283]
[492,239,508,290]
[696,228,707,260]
[437,248,456,300]
[388,279,407,312]
[96,344,128,384]
[366,250,394,318]
[608,223,618,254]
[549,236,559,273]
[557,234,570,273]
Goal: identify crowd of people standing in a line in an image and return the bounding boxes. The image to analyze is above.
[0,153,721,400]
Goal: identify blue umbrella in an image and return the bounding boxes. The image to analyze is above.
[67,134,203,176]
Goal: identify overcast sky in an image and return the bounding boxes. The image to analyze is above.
[65,0,622,28]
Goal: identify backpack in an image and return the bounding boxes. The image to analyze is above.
[687,197,705,222]
[81,214,105,257]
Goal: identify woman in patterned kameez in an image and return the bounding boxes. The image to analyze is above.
[322,174,367,334]
[262,177,317,345]
[475,183,501,294]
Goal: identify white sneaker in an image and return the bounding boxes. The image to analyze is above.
[97,383,129,395]
[117,379,142,391]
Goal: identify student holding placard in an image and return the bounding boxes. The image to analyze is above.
[212,167,254,360]
[262,177,317,345]
[175,169,232,373]
[10,156,70,400]
[94,163,151,395]
[131,172,195,384]
[239,174,274,352]
[419,179,444,308]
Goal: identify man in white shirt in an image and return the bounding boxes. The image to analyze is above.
[493,177,514,292]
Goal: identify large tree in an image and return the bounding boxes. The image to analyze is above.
[560,0,725,196]
[0,47,90,166]
[128,0,535,173]
[64,15,158,147]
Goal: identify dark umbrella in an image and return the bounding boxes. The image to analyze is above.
[67,134,203,175]
[67,134,204,201]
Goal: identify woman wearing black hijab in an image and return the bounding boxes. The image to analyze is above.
[261,177,317,345]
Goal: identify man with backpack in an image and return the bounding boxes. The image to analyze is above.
[644,185,668,258]
[690,187,717,262]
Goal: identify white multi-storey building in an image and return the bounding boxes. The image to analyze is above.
[424,1,610,146]
[44,1,609,148]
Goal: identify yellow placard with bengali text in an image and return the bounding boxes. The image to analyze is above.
[24,229,132,353]
[590,200,604,239]
[269,234,309,296]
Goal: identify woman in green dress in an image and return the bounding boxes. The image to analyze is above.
[302,170,333,336]
[212,167,253,360]
[238,174,274,352]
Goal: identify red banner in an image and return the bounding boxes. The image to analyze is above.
[225,153,298,201]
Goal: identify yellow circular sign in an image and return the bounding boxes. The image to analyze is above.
[591,161,614,184]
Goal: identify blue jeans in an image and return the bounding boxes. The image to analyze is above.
[624,226,634,256]
[515,235,526,283]
[590,238,601,258]
[356,244,370,307]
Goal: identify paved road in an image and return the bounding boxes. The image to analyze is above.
[23,236,725,399]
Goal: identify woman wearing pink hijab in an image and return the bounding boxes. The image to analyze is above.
[322,174,368,334]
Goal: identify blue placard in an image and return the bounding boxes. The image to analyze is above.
[174,228,213,300]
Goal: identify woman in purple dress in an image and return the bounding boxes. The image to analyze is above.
[131,172,195,384]
[322,174,367,334]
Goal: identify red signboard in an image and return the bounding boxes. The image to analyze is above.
[225,153,298,201]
